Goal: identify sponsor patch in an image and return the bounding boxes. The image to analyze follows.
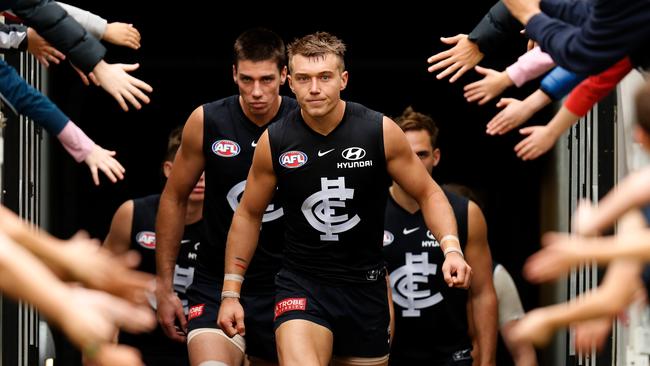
[274,297,306,319]
[188,304,205,320]
[279,151,308,168]
[341,147,366,161]
[212,140,240,157]
[136,231,156,249]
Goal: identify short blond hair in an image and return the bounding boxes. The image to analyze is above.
[287,32,346,72]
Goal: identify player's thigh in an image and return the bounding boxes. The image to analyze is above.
[276,319,333,366]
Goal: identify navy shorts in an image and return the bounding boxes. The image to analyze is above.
[185,268,278,361]
[274,269,390,358]
[389,347,473,366]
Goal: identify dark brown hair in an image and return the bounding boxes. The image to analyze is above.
[394,106,440,149]
[164,125,183,162]
[234,28,286,71]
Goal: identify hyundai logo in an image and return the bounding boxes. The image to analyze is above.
[341,147,366,161]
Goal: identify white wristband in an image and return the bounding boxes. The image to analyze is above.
[440,234,460,246]
[224,273,244,283]
[443,247,464,258]
[220,290,240,301]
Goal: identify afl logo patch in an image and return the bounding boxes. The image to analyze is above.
[279,151,308,168]
[383,230,394,246]
[136,231,156,249]
[212,140,240,157]
[342,147,366,161]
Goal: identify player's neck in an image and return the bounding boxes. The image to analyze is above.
[390,184,420,214]
[242,95,282,127]
[185,201,203,225]
[301,100,346,136]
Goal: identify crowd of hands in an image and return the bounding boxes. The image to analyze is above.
[428,33,572,161]
[0,205,156,365]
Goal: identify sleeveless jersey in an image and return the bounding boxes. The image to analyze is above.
[268,101,391,284]
[383,189,471,363]
[120,194,203,358]
[201,95,298,293]
[131,194,202,310]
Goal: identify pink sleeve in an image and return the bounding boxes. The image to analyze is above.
[564,57,633,117]
[505,47,556,87]
[56,121,95,163]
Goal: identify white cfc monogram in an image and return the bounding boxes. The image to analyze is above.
[301,177,360,241]
[227,180,284,222]
[390,252,443,317]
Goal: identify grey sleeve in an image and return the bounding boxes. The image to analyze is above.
[493,264,525,327]
[55,2,107,39]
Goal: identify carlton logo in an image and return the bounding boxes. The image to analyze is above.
[188,304,205,320]
[274,297,307,319]
[136,231,156,249]
[279,151,307,168]
[212,140,240,157]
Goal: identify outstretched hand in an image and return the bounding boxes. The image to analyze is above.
[103,23,141,50]
[509,307,555,347]
[427,34,484,83]
[486,98,532,135]
[60,231,155,304]
[464,66,512,105]
[84,344,144,366]
[514,125,557,160]
[523,232,584,283]
[573,317,613,353]
[27,27,65,67]
[92,61,153,111]
[572,200,600,236]
[65,285,156,340]
[83,144,126,186]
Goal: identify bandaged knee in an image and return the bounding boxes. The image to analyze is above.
[187,328,246,354]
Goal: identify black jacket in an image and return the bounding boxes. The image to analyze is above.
[468,1,522,56]
[1,0,105,73]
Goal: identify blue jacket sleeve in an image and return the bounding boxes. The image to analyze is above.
[0,59,69,135]
[526,0,650,74]
[539,66,585,101]
[538,0,591,26]
[7,0,105,73]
